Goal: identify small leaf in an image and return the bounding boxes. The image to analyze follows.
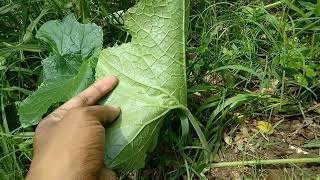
[18,139,33,158]
[294,73,308,87]
[305,66,315,77]
[19,14,103,126]
[257,121,273,134]
[223,132,232,146]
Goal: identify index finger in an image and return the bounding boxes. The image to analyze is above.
[59,76,118,110]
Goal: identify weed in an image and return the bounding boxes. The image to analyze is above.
[1,0,320,179]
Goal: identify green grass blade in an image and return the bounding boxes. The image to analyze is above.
[23,9,49,43]
[178,110,190,137]
[181,107,209,158]
[210,157,320,168]
[208,65,265,81]
[0,3,19,15]
[283,0,307,18]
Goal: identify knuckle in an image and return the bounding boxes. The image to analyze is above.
[55,108,68,114]
[92,84,104,96]
[47,112,63,120]
[69,108,85,116]
[35,117,57,136]
[68,108,80,114]
[76,94,89,106]
[69,108,94,119]
[37,118,53,129]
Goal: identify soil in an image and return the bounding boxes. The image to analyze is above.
[208,114,320,180]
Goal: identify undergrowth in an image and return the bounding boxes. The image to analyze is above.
[1,0,320,179]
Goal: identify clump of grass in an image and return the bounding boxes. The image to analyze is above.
[180,0,320,178]
[1,0,320,179]
[147,0,320,178]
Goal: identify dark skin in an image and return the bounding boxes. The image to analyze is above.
[26,76,120,180]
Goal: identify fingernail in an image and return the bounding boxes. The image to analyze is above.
[108,106,121,122]
[115,106,121,112]
[110,105,121,113]
[96,76,118,84]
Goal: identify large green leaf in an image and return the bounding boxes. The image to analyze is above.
[19,14,103,126]
[96,0,193,170]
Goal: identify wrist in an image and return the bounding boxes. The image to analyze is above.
[26,162,72,180]
[26,155,77,180]
[26,158,99,180]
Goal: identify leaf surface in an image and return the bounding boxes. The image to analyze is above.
[19,14,103,126]
[96,0,190,170]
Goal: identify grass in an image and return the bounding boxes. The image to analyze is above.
[1,0,320,179]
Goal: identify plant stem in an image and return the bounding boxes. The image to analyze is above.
[210,157,320,168]
[264,1,282,9]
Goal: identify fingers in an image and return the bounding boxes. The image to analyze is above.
[45,76,118,122]
[85,105,121,125]
[40,76,119,129]
[59,76,118,110]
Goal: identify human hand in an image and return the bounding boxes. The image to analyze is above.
[26,76,120,180]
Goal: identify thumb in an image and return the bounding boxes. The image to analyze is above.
[98,166,117,180]
[85,105,121,125]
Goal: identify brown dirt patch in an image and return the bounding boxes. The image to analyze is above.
[208,114,320,180]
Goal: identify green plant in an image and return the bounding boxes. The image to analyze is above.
[17,0,208,171]
[0,1,126,179]
[1,0,320,179]
[19,14,103,126]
